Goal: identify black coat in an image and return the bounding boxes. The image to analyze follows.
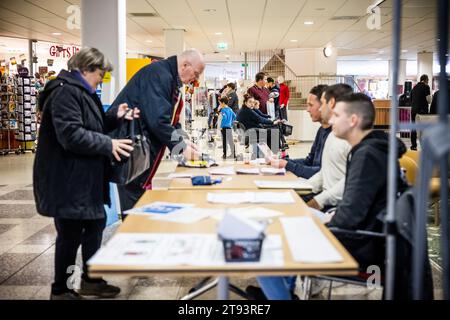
[33,70,117,220]
[236,106,273,130]
[328,130,408,268]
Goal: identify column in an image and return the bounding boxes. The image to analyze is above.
[81,0,126,105]
[388,59,407,97]
[417,51,433,82]
[164,29,185,58]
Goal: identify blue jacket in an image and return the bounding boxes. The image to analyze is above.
[220,106,236,128]
[285,126,331,178]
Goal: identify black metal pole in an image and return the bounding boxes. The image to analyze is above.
[437,0,449,300]
[385,0,402,300]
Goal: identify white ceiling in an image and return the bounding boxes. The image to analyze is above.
[0,0,444,61]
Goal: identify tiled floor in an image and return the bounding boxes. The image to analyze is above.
[0,132,444,300]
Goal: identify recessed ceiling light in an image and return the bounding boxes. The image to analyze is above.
[304,21,314,25]
[315,8,326,11]
[146,40,153,43]
[375,58,382,60]
[402,49,408,53]
[203,9,216,12]
[215,32,223,36]
[290,39,298,42]
[52,32,62,36]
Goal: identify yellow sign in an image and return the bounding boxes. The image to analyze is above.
[103,72,112,83]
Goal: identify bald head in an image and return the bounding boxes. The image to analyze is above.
[177,49,205,84]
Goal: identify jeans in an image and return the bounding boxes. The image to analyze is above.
[52,217,106,294]
[257,276,297,300]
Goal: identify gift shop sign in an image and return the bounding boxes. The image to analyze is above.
[49,45,80,59]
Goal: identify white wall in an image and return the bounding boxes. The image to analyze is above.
[285,48,337,76]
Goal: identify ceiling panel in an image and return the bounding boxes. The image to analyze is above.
[265,0,307,17]
[319,19,357,32]
[333,0,373,17]
[300,0,346,17]
[301,31,339,47]
[227,0,266,18]
[126,0,156,13]
[146,0,191,17]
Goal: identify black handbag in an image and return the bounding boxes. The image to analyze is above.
[109,115,151,185]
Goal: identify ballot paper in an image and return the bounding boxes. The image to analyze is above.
[87,233,284,267]
[254,179,313,190]
[207,192,295,204]
[260,167,286,175]
[208,166,236,175]
[168,172,194,179]
[249,158,267,165]
[218,211,265,239]
[150,208,223,224]
[124,202,194,215]
[280,217,343,263]
[236,167,260,175]
[211,207,284,222]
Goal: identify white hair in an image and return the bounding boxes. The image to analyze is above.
[178,49,204,64]
[277,75,285,84]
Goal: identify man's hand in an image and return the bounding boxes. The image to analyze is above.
[183,144,201,160]
[117,103,140,120]
[307,198,322,210]
[269,157,287,169]
[323,212,335,224]
[185,139,200,152]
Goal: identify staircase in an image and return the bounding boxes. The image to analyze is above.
[261,53,306,108]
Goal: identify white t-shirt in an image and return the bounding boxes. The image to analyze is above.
[307,132,351,208]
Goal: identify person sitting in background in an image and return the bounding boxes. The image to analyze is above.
[305,84,353,212]
[268,85,330,179]
[218,96,236,159]
[253,93,408,300]
[253,100,271,119]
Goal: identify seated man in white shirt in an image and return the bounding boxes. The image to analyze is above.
[304,84,353,212]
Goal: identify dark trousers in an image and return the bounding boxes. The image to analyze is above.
[221,127,235,157]
[410,111,427,148]
[280,107,288,121]
[52,217,106,294]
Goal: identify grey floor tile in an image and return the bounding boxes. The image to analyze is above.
[0,285,42,300]
[129,285,180,300]
[135,276,182,287]
[0,224,18,235]
[0,190,35,201]
[20,224,56,245]
[0,252,41,284]
[4,251,54,286]
[0,204,37,219]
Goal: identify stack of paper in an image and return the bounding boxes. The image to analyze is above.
[150,207,223,224]
[254,179,313,190]
[210,207,284,222]
[208,166,236,175]
[88,233,284,267]
[250,158,267,165]
[280,217,343,263]
[168,172,194,179]
[207,192,295,204]
[218,212,265,239]
[260,167,286,175]
[236,167,260,175]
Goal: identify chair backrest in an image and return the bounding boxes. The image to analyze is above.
[399,155,419,185]
[404,150,420,165]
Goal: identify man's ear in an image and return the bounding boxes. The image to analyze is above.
[329,97,336,109]
[350,114,359,128]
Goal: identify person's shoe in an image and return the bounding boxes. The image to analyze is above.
[50,290,85,300]
[77,279,121,298]
[245,285,267,300]
[410,146,417,151]
[222,154,227,159]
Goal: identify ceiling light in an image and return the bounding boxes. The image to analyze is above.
[402,49,408,53]
[203,9,216,12]
[146,40,153,43]
[52,32,62,36]
[375,58,382,60]
[304,21,314,25]
[315,8,325,11]
[215,32,223,36]
[290,39,298,42]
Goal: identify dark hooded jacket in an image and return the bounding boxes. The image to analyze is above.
[33,70,118,220]
[327,130,408,269]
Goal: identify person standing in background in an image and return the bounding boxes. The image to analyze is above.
[248,72,270,114]
[218,96,236,159]
[278,75,290,120]
[410,74,431,150]
[226,82,239,113]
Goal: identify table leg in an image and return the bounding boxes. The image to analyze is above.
[217,276,229,300]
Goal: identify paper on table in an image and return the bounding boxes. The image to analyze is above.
[88,233,284,267]
[149,207,223,224]
[124,201,194,215]
[250,158,267,165]
[236,167,260,175]
[280,217,343,263]
[208,166,236,175]
[254,179,313,190]
[210,207,284,221]
[260,167,286,175]
[207,192,295,204]
[218,211,265,239]
[168,172,194,178]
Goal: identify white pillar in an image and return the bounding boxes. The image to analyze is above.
[81,0,126,105]
[388,59,407,97]
[164,29,185,58]
[417,51,433,82]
